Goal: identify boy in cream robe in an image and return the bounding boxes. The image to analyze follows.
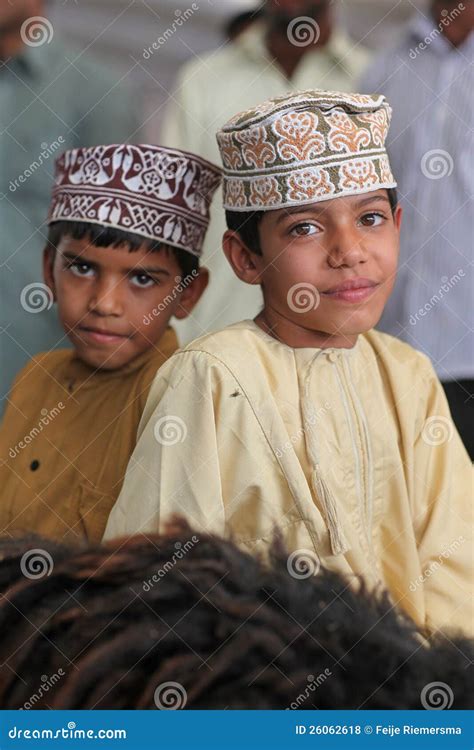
[105,91,472,637]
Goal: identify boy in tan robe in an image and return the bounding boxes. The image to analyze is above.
[0,144,221,542]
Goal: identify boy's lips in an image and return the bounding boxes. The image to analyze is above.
[321,278,379,303]
[78,326,132,345]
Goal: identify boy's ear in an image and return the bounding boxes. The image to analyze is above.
[393,204,403,233]
[42,246,57,301]
[222,230,262,286]
[174,267,210,320]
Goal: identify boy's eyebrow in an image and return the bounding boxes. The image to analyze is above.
[275,194,391,224]
[59,251,171,276]
[127,264,171,277]
[352,194,392,208]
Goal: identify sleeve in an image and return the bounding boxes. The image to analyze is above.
[103,350,227,540]
[413,359,473,637]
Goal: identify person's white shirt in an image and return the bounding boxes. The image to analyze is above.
[161,21,371,344]
[359,18,474,382]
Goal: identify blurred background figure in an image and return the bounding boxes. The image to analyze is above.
[0,0,139,414]
[225,8,263,42]
[359,0,474,458]
[160,0,371,345]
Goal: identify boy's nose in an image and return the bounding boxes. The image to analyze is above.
[327,233,367,268]
[87,279,123,316]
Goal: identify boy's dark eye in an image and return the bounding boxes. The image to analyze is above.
[359,212,386,227]
[131,273,156,288]
[289,222,319,237]
[68,261,94,277]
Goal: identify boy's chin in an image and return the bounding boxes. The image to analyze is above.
[298,310,380,338]
[330,308,383,336]
[72,344,135,372]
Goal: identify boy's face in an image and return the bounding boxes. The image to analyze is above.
[224,189,402,348]
[43,236,208,371]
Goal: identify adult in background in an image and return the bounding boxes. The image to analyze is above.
[359,0,474,458]
[161,0,370,345]
[0,0,139,413]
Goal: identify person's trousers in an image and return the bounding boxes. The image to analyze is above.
[442,379,474,461]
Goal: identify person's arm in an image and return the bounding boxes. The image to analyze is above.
[413,361,473,637]
[103,350,226,540]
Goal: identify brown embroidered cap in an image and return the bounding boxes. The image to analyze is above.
[48,144,222,257]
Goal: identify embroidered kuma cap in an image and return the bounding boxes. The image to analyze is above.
[216,89,397,211]
[48,144,222,257]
